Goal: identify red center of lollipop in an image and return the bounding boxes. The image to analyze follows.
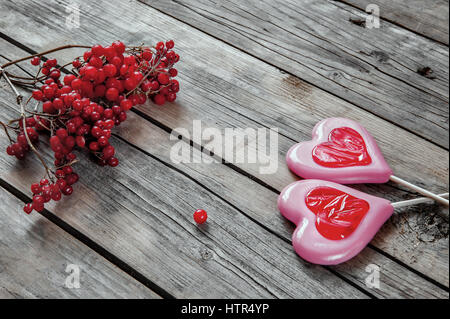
[312,127,372,168]
[305,187,370,240]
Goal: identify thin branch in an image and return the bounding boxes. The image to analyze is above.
[0,44,91,69]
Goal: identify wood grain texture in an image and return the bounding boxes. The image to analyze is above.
[339,0,449,44]
[0,84,445,299]
[0,0,448,288]
[115,112,449,298]
[0,95,366,299]
[0,42,446,299]
[137,0,449,147]
[0,186,160,299]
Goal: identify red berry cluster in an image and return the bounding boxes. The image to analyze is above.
[3,40,180,214]
[6,117,41,160]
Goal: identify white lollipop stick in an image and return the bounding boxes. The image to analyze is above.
[392,193,449,209]
[390,176,449,207]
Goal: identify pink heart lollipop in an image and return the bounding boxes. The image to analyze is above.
[287,118,448,206]
[278,179,448,265]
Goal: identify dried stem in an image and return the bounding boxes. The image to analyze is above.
[0,66,52,179]
[0,44,91,70]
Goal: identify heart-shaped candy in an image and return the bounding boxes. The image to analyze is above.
[306,186,370,240]
[312,127,372,167]
[278,180,394,265]
[287,118,392,184]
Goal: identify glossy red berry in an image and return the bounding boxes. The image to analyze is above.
[107,157,119,167]
[105,88,119,101]
[157,73,170,85]
[32,90,44,101]
[154,94,166,105]
[23,203,33,214]
[112,41,126,54]
[193,209,208,224]
[166,40,175,49]
[31,57,41,66]
[31,183,41,194]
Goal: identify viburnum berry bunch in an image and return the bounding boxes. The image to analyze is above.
[0,40,180,214]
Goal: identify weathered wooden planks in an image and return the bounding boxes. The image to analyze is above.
[339,0,450,44]
[0,81,446,299]
[0,185,160,299]
[0,95,367,298]
[0,41,447,298]
[0,0,447,290]
[116,112,450,298]
[137,0,449,147]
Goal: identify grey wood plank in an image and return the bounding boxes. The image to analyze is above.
[0,0,448,288]
[115,112,449,298]
[135,0,449,147]
[339,0,449,45]
[0,95,367,299]
[1,43,447,299]
[0,186,160,299]
[0,44,444,299]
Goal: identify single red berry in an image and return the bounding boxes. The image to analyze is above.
[31,57,41,66]
[41,67,50,76]
[103,64,117,77]
[47,58,57,67]
[169,68,178,77]
[73,59,82,68]
[33,195,45,205]
[31,183,41,194]
[166,40,175,49]
[23,203,33,214]
[50,69,61,79]
[142,50,153,61]
[120,99,133,111]
[56,128,68,140]
[71,78,82,90]
[84,66,98,81]
[102,145,115,159]
[40,178,49,186]
[53,98,64,110]
[62,185,74,196]
[156,41,165,51]
[153,94,166,105]
[167,92,177,103]
[32,90,44,101]
[55,169,65,179]
[6,145,15,156]
[76,135,86,148]
[193,209,208,224]
[57,178,67,190]
[107,157,119,167]
[63,166,73,175]
[89,141,100,151]
[105,88,119,101]
[51,191,62,201]
[112,41,126,54]
[157,73,170,85]
[91,44,104,57]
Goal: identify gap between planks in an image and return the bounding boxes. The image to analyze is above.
[334,0,449,46]
[0,76,447,298]
[137,0,449,149]
[0,179,175,299]
[0,183,163,299]
[0,2,446,298]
